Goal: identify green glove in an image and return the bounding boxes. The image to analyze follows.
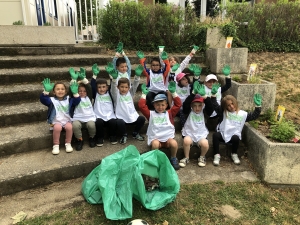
[42,78,54,93]
[109,69,118,80]
[116,42,123,53]
[193,64,202,77]
[92,63,100,76]
[78,67,86,80]
[198,84,206,97]
[222,65,231,76]
[105,62,115,74]
[189,64,196,73]
[168,81,176,94]
[69,67,78,81]
[193,81,200,94]
[171,63,180,72]
[70,82,79,94]
[135,64,144,77]
[136,51,144,59]
[191,45,199,54]
[254,93,262,106]
[141,83,149,95]
[161,51,168,60]
[211,83,221,95]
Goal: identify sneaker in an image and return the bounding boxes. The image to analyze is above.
[198,156,206,167]
[231,153,241,165]
[213,154,221,166]
[133,133,145,141]
[170,157,180,170]
[179,158,189,168]
[96,138,104,147]
[120,136,127,144]
[52,145,60,155]
[89,137,96,148]
[109,136,118,145]
[75,139,83,151]
[65,143,73,153]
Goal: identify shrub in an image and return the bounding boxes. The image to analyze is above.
[270,119,296,143]
[13,20,23,25]
[43,22,51,26]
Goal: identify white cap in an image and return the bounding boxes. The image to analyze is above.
[205,74,218,82]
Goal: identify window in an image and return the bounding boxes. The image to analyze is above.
[49,0,58,18]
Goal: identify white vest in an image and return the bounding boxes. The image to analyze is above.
[115,91,139,123]
[50,96,71,126]
[217,110,248,143]
[182,110,208,142]
[176,85,190,107]
[205,85,222,117]
[72,97,96,122]
[94,92,116,121]
[116,72,130,85]
[148,70,166,93]
[147,111,175,145]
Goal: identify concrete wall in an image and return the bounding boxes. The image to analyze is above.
[243,123,300,187]
[0,0,23,25]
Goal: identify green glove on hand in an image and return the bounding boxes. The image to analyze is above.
[136,51,145,59]
[193,81,200,94]
[135,64,144,77]
[78,67,86,80]
[116,42,123,53]
[211,83,221,95]
[189,64,196,73]
[161,51,168,60]
[70,81,79,94]
[171,63,180,72]
[168,81,176,94]
[69,67,78,81]
[92,63,100,76]
[222,65,231,76]
[109,69,118,80]
[141,83,149,95]
[42,78,54,93]
[105,62,115,74]
[193,64,202,77]
[191,45,199,54]
[254,93,262,106]
[198,84,206,97]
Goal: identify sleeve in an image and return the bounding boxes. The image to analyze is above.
[40,93,52,107]
[159,53,165,70]
[179,54,192,72]
[112,56,117,70]
[203,97,214,117]
[162,59,171,81]
[221,77,231,93]
[140,58,150,83]
[71,95,81,107]
[245,107,261,122]
[124,55,131,77]
[170,96,181,118]
[90,77,97,100]
[110,79,118,104]
[211,96,223,119]
[182,93,195,114]
[86,83,93,101]
[130,76,140,97]
[138,98,150,120]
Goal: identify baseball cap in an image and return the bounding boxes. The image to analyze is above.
[176,73,187,82]
[192,94,204,103]
[152,94,167,103]
[205,74,218,82]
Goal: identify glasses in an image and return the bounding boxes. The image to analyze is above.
[151,64,160,67]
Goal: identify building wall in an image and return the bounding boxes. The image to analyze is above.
[0,0,23,25]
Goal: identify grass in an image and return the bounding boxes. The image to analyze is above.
[19,182,300,225]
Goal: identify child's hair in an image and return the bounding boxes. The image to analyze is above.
[151,57,161,65]
[169,56,180,64]
[118,77,130,87]
[221,95,239,113]
[53,82,67,95]
[116,57,126,67]
[177,76,191,88]
[96,78,108,86]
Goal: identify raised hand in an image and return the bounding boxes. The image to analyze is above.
[193,81,200,94]
[171,63,180,72]
[254,93,262,106]
[161,51,168,60]
[211,83,221,95]
[168,81,176,93]
[141,83,149,95]
[193,64,202,77]
[188,64,196,73]
[105,62,115,74]
[78,67,86,80]
[69,67,78,81]
[198,84,206,97]
[42,78,54,93]
[109,69,118,80]
[116,42,123,53]
[136,51,144,59]
[92,63,100,76]
[70,81,79,94]
[135,64,144,77]
[222,65,231,76]
[191,45,199,54]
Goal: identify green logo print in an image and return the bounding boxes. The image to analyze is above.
[153,116,167,125]
[97,95,111,102]
[152,76,163,83]
[190,114,203,123]
[77,101,91,109]
[56,105,68,113]
[177,89,188,95]
[120,95,131,102]
[228,113,243,122]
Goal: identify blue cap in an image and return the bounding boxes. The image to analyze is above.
[152,94,167,103]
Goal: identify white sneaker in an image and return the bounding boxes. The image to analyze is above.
[213,154,221,166]
[179,158,189,168]
[231,153,241,165]
[52,145,60,155]
[65,143,73,153]
[198,156,206,167]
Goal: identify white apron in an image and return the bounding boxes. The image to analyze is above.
[72,97,96,122]
[148,70,166,93]
[205,86,222,117]
[115,92,139,123]
[176,85,190,108]
[94,92,116,121]
[50,96,71,126]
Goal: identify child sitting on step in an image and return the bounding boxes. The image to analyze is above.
[211,87,262,166]
[40,78,81,155]
[138,81,181,170]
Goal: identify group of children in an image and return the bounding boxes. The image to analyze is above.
[40,42,262,171]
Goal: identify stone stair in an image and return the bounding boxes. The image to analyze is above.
[0,45,242,196]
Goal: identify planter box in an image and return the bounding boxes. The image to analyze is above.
[243,123,300,188]
[0,25,75,46]
[218,74,276,113]
[206,48,248,74]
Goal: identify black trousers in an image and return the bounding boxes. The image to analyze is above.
[212,132,240,155]
[95,118,117,139]
[116,116,146,136]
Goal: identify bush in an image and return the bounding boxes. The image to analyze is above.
[13,20,23,25]
[270,119,296,143]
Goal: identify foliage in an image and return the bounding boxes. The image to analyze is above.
[232,75,242,82]
[12,20,23,25]
[75,0,97,30]
[248,75,261,84]
[270,119,296,143]
[43,22,51,26]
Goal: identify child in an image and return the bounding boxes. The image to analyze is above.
[138,81,181,170]
[137,50,171,110]
[211,87,262,166]
[109,65,146,144]
[40,78,80,155]
[204,65,232,131]
[90,63,118,147]
[69,68,96,151]
[179,83,214,168]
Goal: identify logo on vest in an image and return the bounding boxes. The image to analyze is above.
[177,88,188,95]
[56,104,69,113]
[97,95,112,102]
[77,101,91,109]
[153,116,168,125]
[120,95,131,102]
[228,113,243,123]
[190,114,204,123]
[152,75,163,83]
